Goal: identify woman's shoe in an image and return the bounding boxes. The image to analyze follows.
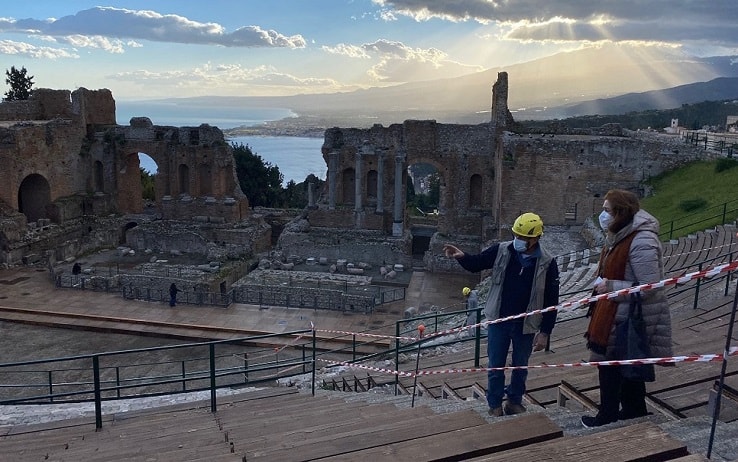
[581,414,616,428]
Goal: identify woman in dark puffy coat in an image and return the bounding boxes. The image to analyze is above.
[582,189,672,428]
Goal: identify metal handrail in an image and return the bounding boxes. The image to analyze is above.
[0,329,315,429]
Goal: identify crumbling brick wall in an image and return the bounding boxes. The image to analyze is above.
[310,72,716,246]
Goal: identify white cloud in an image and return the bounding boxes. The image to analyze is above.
[321,38,483,82]
[368,56,482,82]
[346,39,484,82]
[322,43,371,59]
[0,39,78,59]
[248,73,338,87]
[0,7,307,50]
[108,63,343,96]
[374,0,738,49]
[60,35,126,54]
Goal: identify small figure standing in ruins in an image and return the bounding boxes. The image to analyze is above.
[462,286,478,328]
[71,262,82,288]
[169,283,180,307]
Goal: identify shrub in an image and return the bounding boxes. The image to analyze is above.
[715,158,738,173]
[678,197,707,213]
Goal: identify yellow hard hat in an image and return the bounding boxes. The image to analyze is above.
[462,287,471,296]
[512,212,544,237]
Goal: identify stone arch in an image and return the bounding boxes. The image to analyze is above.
[469,174,483,207]
[94,160,104,193]
[341,167,355,204]
[121,221,138,245]
[18,173,51,223]
[366,169,378,199]
[178,164,190,195]
[405,160,444,214]
[138,153,158,204]
[199,163,212,196]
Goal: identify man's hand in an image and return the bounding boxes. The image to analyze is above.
[443,244,464,259]
[533,332,549,352]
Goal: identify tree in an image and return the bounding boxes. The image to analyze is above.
[4,66,34,101]
[232,142,284,207]
[282,174,326,209]
[140,168,156,201]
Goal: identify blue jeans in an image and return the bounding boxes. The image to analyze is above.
[487,321,534,409]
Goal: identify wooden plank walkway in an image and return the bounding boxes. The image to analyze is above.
[1,388,711,461]
[466,422,688,461]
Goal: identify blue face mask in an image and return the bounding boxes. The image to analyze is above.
[513,237,528,252]
[598,210,613,231]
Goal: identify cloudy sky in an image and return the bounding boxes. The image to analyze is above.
[1,1,737,101]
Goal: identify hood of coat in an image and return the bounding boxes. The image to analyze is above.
[606,209,660,246]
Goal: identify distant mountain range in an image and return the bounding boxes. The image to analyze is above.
[549,77,738,119]
[153,44,738,125]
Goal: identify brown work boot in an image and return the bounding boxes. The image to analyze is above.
[504,402,526,415]
[487,407,503,417]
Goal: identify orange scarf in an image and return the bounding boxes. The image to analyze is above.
[585,231,637,352]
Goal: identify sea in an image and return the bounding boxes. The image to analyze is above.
[116,101,326,185]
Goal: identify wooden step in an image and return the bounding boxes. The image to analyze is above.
[464,422,687,461]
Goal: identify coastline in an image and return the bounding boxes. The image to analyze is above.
[222,112,398,138]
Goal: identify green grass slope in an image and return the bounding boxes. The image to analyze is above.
[641,158,738,239]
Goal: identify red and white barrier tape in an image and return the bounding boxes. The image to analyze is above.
[417,259,738,342]
[313,328,416,342]
[309,259,738,344]
[318,358,414,377]
[320,347,738,378]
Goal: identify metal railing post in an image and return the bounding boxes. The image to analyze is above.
[411,341,423,408]
[209,344,216,413]
[181,362,187,391]
[474,308,482,367]
[48,371,53,403]
[116,367,121,398]
[93,355,102,430]
[727,252,734,297]
[311,328,316,397]
[693,263,703,310]
[707,277,738,458]
[244,352,249,383]
[394,321,400,395]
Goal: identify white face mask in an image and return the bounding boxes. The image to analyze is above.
[598,210,613,231]
[513,237,528,252]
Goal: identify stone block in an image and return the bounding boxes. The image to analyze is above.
[22,254,41,264]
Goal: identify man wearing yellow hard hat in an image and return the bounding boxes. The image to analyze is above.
[443,212,560,417]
